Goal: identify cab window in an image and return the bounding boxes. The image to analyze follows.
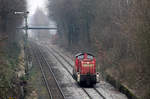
[77,55,84,60]
[87,55,93,60]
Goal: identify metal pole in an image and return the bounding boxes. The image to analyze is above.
[24,12,29,77]
[14,11,29,98]
[24,13,28,49]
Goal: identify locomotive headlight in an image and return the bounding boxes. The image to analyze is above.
[77,72,80,82]
[96,72,100,83]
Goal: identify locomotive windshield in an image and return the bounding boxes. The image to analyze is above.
[87,55,93,60]
[76,53,94,60]
[77,54,84,60]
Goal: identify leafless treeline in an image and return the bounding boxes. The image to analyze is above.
[48,0,150,66]
[0,0,26,41]
[31,8,50,40]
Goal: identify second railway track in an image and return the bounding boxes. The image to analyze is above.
[30,42,65,99]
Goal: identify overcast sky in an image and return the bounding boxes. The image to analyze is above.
[26,0,57,36]
[27,0,48,16]
[27,0,48,37]
[26,0,50,25]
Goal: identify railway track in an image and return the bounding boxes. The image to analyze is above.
[43,45,106,99]
[30,43,65,99]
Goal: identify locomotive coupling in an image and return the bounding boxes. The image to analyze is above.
[96,72,100,83]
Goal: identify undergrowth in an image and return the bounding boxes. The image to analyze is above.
[0,41,21,98]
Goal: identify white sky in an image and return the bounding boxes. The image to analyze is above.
[27,0,48,16]
[26,0,57,36]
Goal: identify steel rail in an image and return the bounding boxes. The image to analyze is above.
[31,42,65,99]
[38,45,66,99]
[30,43,53,99]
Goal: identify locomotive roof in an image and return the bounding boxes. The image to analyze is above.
[75,52,94,57]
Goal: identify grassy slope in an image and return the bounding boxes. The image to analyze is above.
[106,59,150,99]
[0,38,21,98]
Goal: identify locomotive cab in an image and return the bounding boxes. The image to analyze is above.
[73,53,100,85]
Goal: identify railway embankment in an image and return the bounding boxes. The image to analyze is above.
[104,59,150,99]
[0,39,25,99]
[103,71,138,99]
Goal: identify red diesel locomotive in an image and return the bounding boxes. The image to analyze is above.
[73,53,100,85]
